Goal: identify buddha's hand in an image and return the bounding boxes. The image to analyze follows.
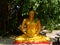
[33,34,38,37]
[23,32,32,38]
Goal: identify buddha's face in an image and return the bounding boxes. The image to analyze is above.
[29,10,34,20]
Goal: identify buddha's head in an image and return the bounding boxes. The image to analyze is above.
[29,7,35,21]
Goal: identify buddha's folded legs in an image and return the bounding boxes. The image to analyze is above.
[15,34,27,42]
[15,34,50,42]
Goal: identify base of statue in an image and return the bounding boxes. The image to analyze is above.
[13,41,51,45]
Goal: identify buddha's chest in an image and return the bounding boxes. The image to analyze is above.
[26,21,36,27]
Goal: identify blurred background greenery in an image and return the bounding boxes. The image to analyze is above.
[0,0,60,36]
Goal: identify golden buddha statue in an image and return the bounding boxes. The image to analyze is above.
[15,8,50,43]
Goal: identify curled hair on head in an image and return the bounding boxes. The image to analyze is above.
[29,7,34,11]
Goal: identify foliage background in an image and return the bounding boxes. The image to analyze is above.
[0,0,60,36]
[17,0,60,31]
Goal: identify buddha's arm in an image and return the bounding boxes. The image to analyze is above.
[21,19,27,33]
[21,19,32,37]
[35,20,42,35]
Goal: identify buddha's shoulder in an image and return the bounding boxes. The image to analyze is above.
[23,18,28,21]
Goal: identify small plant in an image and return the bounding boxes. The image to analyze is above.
[46,19,55,32]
